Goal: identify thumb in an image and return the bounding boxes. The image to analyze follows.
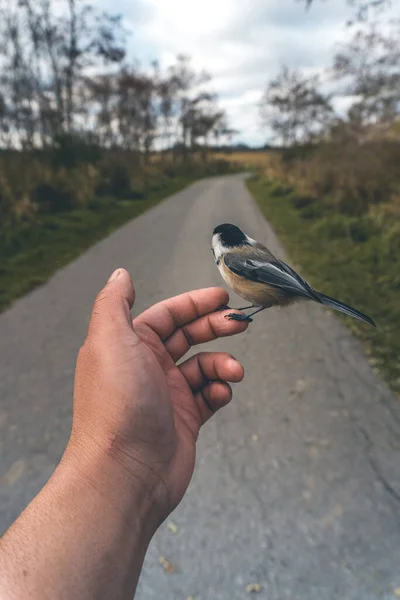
[88,268,136,337]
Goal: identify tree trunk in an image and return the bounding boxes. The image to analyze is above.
[66,0,78,133]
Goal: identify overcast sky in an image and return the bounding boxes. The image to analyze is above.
[94,0,361,145]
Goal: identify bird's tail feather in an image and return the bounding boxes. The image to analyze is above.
[315,292,376,327]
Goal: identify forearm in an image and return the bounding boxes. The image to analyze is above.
[0,446,159,600]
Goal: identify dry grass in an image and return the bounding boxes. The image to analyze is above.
[213,151,279,173]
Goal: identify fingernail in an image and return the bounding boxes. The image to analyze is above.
[228,358,239,369]
[108,269,121,283]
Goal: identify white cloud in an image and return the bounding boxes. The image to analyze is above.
[96,0,393,145]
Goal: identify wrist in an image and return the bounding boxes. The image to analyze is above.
[57,436,166,542]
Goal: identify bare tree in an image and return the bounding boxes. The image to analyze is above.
[4,7,41,147]
[333,25,400,133]
[0,0,126,147]
[86,73,118,146]
[300,0,392,21]
[260,66,333,146]
[116,68,158,156]
[168,55,211,155]
[156,73,181,155]
[0,2,230,160]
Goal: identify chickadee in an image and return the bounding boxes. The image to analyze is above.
[212,223,376,326]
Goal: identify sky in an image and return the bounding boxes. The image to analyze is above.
[94,0,364,145]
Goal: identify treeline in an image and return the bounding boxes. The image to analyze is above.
[251,0,399,389]
[0,0,232,152]
[0,0,235,228]
[259,7,400,218]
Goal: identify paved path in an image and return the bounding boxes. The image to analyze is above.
[1,175,400,599]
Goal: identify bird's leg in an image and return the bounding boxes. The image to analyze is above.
[225,306,265,323]
[246,306,267,318]
[234,305,256,311]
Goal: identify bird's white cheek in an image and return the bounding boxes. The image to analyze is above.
[212,236,227,262]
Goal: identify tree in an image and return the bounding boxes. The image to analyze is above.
[0,0,126,146]
[301,0,391,20]
[85,73,117,146]
[167,55,211,155]
[0,1,230,159]
[333,25,400,132]
[260,66,333,146]
[115,68,158,156]
[157,76,177,153]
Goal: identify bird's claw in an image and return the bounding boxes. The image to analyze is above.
[225,312,253,323]
[217,304,231,311]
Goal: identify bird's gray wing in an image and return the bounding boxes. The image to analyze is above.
[224,253,317,300]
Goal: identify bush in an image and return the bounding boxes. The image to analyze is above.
[0,149,239,232]
[299,202,325,220]
[96,159,132,198]
[0,168,13,222]
[291,194,317,209]
[51,134,103,169]
[347,217,378,243]
[32,181,75,213]
[281,144,317,164]
[269,182,293,196]
[289,141,400,216]
[32,166,97,213]
[313,215,350,239]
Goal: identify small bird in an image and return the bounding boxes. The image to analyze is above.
[212,223,376,326]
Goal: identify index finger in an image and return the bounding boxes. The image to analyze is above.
[133,287,230,341]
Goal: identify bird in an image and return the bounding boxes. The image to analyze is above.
[211,223,376,326]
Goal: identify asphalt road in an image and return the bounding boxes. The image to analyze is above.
[1,174,400,599]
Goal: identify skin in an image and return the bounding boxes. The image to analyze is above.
[0,268,248,600]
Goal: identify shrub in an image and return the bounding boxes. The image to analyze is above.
[291,194,317,209]
[0,168,13,222]
[313,214,350,239]
[32,166,97,213]
[347,217,378,243]
[51,134,103,169]
[32,181,75,213]
[269,182,293,196]
[96,159,132,198]
[288,141,400,216]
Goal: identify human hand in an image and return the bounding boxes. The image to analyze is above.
[68,268,248,529]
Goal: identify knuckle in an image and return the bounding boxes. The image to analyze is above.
[181,325,194,348]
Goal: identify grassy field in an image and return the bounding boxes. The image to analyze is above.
[244,167,399,396]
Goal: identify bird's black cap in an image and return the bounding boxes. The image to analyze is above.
[213,223,248,247]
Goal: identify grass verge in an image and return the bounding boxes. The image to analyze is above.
[0,176,193,313]
[247,175,400,396]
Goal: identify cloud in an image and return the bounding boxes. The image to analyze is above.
[97,0,360,144]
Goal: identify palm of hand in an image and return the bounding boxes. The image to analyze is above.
[75,274,247,519]
[132,288,247,510]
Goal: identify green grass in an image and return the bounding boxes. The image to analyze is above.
[0,176,193,313]
[247,175,400,395]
